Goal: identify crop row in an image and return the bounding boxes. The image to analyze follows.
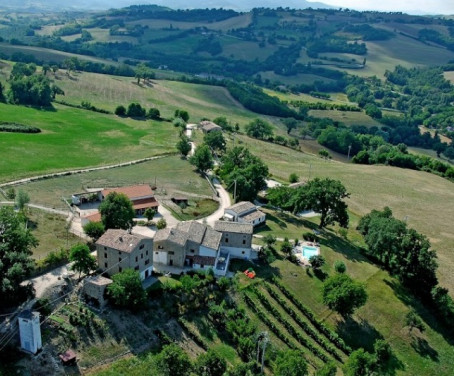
[243,293,298,351]
[264,282,343,362]
[272,277,352,354]
[178,318,209,350]
[252,287,330,363]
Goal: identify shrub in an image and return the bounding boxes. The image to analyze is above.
[289,173,299,183]
[302,232,317,242]
[115,105,126,116]
[157,218,167,229]
[334,260,346,274]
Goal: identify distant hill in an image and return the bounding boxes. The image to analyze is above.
[1,0,333,12]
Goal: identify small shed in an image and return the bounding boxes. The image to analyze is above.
[59,349,77,366]
[83,275,113,308]
[200,121,222,133]
[171,196,189,205]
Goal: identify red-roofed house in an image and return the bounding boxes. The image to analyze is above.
[101,185,159,216]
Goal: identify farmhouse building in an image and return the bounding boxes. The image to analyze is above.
[96,229,153,280]
[83,275,113,308]
[214,221,254,259]
[200,120,222,133]
[101,185,159,216]
[223,201,266,227]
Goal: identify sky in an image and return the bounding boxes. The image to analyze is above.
[307,0,454,15]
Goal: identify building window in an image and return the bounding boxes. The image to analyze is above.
[119,267,122,273]
[243,239,246,245]
[119,258,121,262]
[169,251,175,255]
[135,256,138,262]
[118,251,121,255]
[242,251,245,254]
[104,262,108,268]
[155,251,159,254]
[190,249,195,253]
[201,264,204,268]
[145,259,150,265]
[139,244,144,250]
[158,245,163,249]
[104,246,107,251]
[225,238,228,243]
[135,266,139,271]
[141,253,143,259]
[146,250,148,256]
[104,253,107,258]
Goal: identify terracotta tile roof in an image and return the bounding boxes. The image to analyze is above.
[102,185,154,200]
[83,212,102,223]
[192,255,216,266]
[133,197,159,210]
[214,221,253,234]
[226,201,256,215]
[96,229,149,253]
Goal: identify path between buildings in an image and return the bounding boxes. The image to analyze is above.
[197,177,231,227]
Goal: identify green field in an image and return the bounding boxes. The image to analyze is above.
[13,155,213,210]
[236,134,454,293]
[308,109,382,127]
[0,102,178,183]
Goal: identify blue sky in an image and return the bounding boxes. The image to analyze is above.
[307,0,454,14]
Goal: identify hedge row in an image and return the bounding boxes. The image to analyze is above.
[252,287,330,363]
[177,318,209,350]
[0,122,41,133]
[264,282,343,362]
[243,293,298,351]
[272,277,352,354]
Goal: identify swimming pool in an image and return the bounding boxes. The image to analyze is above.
[302,246,319,259]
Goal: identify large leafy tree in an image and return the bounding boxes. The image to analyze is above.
[204,131,226,152]
[99,192,135,230]
[189,144,214,173]
[8,74,53,106]
[107,269,147,310]
[0,206,37,303]
[245,118,273,140]
[274,350,308,376]
[343,348,375,376]
[83,221,105,241]
[155,344,193,376]
[69,244,97,279]
[322,274,368,316]
[195,349,227,376]
[176,135,192,157]
[219,146,269,202]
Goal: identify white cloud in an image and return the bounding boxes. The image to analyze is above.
[306,0,454,15]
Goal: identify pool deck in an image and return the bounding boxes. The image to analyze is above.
[292,241,321,266]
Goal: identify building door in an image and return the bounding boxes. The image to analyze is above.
[145,269,149,278]
[169,259,173,266]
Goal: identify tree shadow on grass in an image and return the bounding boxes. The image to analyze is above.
[191,315,215,341]
[411,337,439,361]
[336,316,383,353]
[318,230,372,264]
[384,279,454,346]
[313,268,327,281]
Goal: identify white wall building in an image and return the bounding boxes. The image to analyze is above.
[223,201,266,227]
[18,310,42,354]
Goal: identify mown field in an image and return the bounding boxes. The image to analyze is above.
[235,134,454,293]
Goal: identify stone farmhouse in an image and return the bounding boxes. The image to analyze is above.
[96,229,153,280]
[153,220,255,276]
[223,201,266,227]
[200,120,222,133]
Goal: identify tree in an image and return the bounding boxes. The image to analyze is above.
[155,344,193,376]
[8,75,53,106]
[115,105,126,116]
[189,144,214,173]
[0,207,37,304]
[322,274,368,316]
[69,244,97,279]
[135,63,154,84]
[226,361,258,376]
[83,221,105,241]
[303,178,349,228]
[343,348,375,376]
[373,339,392,365]
[107,269,147,309]
[15,189,30,211]
[42,64,50,76]
[175,109,189,122]
[126,102,146,117]
[144,208,156,221]
[318,149,331,159]
[315,362,337,376]
[156,218,167,229]
[405,309,425,333]
[0,81,5,103]
[281,237,293,257]
[289,173,299,183]
[195,349,227,376]
[309,255,326,270]
[147,107,161,120]
[334,260,346,273]
[213,116,233,132]
[5,187,16,200]
[99,192,135,230]
[263,234,277,247]
[245,118,273,140]
[274,349,308,376]
[176,135,192,157]
[282,118,298,135]
[204,131,226,152]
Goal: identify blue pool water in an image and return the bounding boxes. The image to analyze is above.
[302,246,319,259]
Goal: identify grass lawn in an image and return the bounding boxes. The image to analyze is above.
[0,102,178,183]
[236,134,454,293]
[308,109,382,127]
[12,156,212,210]
[164,198,219,221]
